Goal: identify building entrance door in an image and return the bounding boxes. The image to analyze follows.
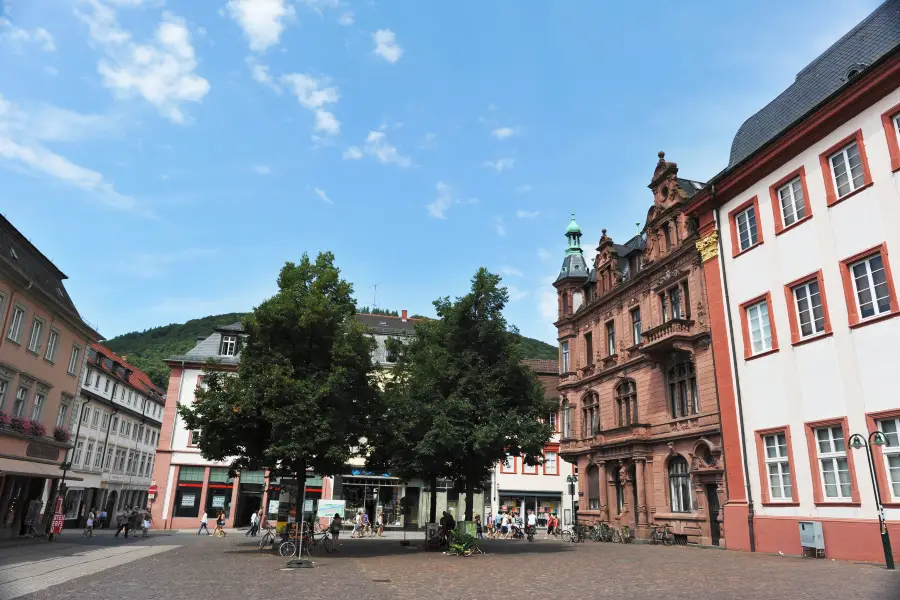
[705,484,720,546]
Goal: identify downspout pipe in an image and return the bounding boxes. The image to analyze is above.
[712,188,756,552]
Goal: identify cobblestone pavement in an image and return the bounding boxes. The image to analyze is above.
[10,532,900,600]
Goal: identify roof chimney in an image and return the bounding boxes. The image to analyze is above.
[401,309,408,322]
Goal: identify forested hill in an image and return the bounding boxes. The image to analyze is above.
[105,313,558,390]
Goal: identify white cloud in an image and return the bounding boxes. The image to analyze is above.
[484,157,514,172]
[516,209,539,219]
[427,181,453,219]
[538,288,558,320]
[516,184,532,194]
[130,248,217,278]
[346,130,411,167]
[343,146,363,160]
[3,103,119,143]
[373,29,402,63]
[281,73,340,136]
[494,216,506,236]
[77,4,210,124]
[313,187,333,204]
[247,57,280,92]
[253,164,271,174]
[491,126,518,140]
[537,247,552,262]
[0,93,143,214]
[499,265,523,277]
[0,19,55,51]
[226,0,295,52]
[337,11,354,26]
[505,285,529,302]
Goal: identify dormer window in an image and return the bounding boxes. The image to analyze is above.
[220,335,237,356]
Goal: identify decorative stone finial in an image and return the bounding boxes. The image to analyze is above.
[658,151,665,159]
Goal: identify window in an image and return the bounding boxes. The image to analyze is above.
[779,178,806,228]
[101,413,109,431]
[104,378,111,393]
[44,329,59,362]
[881,105,900,171]
[94,443,104,468]
[793,281,825,337]
[815,426,851,500]
[91,410,100,428]
[582,393,600,437]
[667,361,698,418]
[544,451,558,475]
[560,341,569,373]
[139,455,146,477]
[548,411,557,432]
[586,464,600,509]
[30,392,44,421]
[84,443,94,469]
[81,407,90,424]
[73,440,84,465]
[56,401,68,428]
[6,305,25,343]
[0,379,7,412]
[12,387,27,418]
[606,322,615,356]
[848,251,894,322]
[111,416,118,434]
[67,345,81,375]
[188,429,201,446]
[741,294,776,358]
[26,318,43,353]
[104,446,113,470]
[561,400,571,439]
[763,433,793,501]
[584,332,593,364]
[668,456,691,512]
[735,205,758,251]
[94,372,100,388]
[877,417,900,500]
[669,286,683,319]
[829,141,865,198]
[616,379,637,426]
[501,456,516,474]
[631,308,641,344]
[220,335,237,356]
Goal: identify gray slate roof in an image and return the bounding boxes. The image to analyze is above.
[676,179,705,197]
[729,0,900,167]
[555,253,590,283]
[355,313,417,336]
[168,322,243,365]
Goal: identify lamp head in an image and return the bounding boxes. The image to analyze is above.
[849,434,866,450]
[872,431,888,447]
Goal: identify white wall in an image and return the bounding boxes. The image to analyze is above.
[717,86,900,521]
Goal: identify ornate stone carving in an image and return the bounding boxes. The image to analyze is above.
[695,231,719,262]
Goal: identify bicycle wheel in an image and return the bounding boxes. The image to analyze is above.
[561,529,572,543]
[258,535,271,550]
[663,534,675,547]
[323,536,335,553]
[611,529,621,543]
[279,541,297,557]
[463,547,475,556]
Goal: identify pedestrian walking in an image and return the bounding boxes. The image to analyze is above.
[214,510,226,537]
[99,509,108,529]
[351,509,362,538]
[485,511,493,538]
[246,510,258,537]
[141,513,152,537]
[83,509,95,537]
[198,511,210,535]
[114,511,129,538]
[375,511,384,537]
[330,513,343,549]
[475,514,484,540]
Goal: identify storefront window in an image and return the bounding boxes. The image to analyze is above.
[173,466,204,518]
[343,476,407,527]
[206,468,235,518]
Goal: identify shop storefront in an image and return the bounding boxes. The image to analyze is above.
[498,491,562,527]
[336,472,421,529]
[172,466,204,519]
[205,468,234,519]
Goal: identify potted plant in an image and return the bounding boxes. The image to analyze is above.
[53,427,70,443]
[27,420,46,437]
[0,412,9,427]
[9,416,26,433]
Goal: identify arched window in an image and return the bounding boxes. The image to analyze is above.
[616,379,637,426]
[582,393,599,437]
[586,464,600,510]
[668,361,698,418]
[668,455,692,512]
[561,400,571,439]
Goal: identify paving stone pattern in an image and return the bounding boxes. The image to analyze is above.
[11,532,900,600]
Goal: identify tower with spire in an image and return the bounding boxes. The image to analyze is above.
[554,214,591,320]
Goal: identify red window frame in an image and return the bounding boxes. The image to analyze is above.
[865,408,900,508]
[838,243,900,328]
[783,270,833,346]
[880,101,900,172]
[754,426,799,506]
[768,166,813,235]
[803,417,861,507]
[542,449,559,476]
[500,455,517,474]
[728,195,764,258]
[738,291,779,360]
[818,129,873,207]
[522,457,539,476]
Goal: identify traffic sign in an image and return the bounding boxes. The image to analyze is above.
[51,512,64,535]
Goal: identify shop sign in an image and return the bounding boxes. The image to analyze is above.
[26,444,60,461]
[316,500,345,518]
[51,512,64,535]
[268,500,280,514]
[303,499,313,513]
[180,494,196,507]
[211,495,226,509]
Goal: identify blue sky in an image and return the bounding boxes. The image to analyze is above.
[0,0,883,344]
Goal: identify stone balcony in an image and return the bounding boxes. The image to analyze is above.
[639,318,697,357]
[559,423,652,457]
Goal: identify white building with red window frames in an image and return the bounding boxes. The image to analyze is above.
[489,360,576,528]
[685,0,900,563]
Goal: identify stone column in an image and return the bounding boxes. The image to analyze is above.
[596,460,608,521]
[635,459,647,526]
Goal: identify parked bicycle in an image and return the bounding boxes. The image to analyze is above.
[258,525,276,550]
[611,524,633,543]
[649,523,675,546]
[587,523,612,542]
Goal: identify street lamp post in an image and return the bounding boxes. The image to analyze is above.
[848,431,895,570]
[566,474,578,527]
[49,400,90,542]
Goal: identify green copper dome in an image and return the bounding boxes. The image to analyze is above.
[565,213,581,235]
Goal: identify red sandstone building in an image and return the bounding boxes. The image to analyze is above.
[554,155,725,545]
[684,1,900,562]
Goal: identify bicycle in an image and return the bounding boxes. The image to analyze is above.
[649,523,675,546]
[611,524,633,543]
[258,525,276,550]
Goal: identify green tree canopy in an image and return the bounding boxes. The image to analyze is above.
[178,252,380,483]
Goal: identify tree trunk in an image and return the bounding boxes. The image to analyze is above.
[429,476,437,523]
[464,477,474,521]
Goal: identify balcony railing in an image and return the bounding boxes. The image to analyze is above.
[639,318,697,357]
[559,423,652,454]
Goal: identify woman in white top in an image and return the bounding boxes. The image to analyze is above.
[83,510,95,537]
